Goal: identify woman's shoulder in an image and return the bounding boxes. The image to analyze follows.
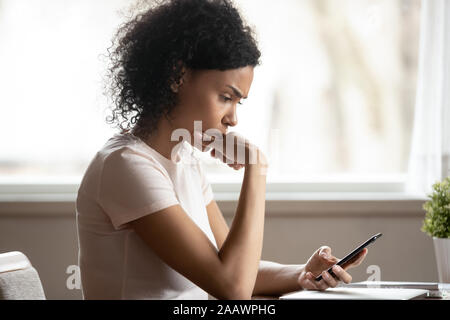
[98,132,152,158]
[92,132,204,181]
[100,133,166,170]
[79,133,168,192]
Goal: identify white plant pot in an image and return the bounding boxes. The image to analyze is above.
[433,237,450,283]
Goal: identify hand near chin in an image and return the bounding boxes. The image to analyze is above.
[209,149,245,170]
[198,131,267,170]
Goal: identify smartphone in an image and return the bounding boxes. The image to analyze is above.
[315,233,382,282]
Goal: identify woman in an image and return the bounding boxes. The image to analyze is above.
[76,0,367,300]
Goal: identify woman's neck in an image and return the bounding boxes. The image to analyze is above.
[131,120,182,162]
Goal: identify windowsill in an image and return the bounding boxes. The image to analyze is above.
[0,191,427,202]
[214,191,426,201]
[0,178,427,216]
[212,192,427,217]
[0,176,419,200]
[0,191,427,217]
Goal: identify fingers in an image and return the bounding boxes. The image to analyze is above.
[303,271,338,291]
[228,163,245,170]
[211,148,234,164]
[357,248,368,262]
[318,246,339,266]
[209,137,246,167]
[301,272,321,291]
[204,131,251,165]
[331,265,352,284]
[352,248,368,266]
[318,246,332,259]
[343,248,368,270]
[321,270,339,288]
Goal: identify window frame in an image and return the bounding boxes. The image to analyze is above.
[0,1,424,203]
[0,176,427,203]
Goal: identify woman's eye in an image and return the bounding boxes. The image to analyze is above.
[221,95,243,105]
[221,95,232,102]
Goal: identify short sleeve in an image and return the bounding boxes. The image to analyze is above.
[98,148,180,230]
[197,161,214,206]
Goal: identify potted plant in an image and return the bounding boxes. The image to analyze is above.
[421,176,450,283]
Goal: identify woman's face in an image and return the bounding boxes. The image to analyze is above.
[170,66,254,139]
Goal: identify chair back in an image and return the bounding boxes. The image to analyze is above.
[0,251,46,300]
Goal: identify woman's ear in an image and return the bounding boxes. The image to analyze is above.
[170,81,179,93]
[170,65,187,93]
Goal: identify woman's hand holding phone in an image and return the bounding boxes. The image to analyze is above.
[297,246,368,291]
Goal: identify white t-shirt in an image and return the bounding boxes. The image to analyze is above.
[76,132,216,299]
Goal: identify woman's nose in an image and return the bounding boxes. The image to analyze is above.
[224,106,238,127]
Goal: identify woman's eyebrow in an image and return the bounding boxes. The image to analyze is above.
[226,85,247,99]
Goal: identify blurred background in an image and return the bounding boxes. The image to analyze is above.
[3,0,448,300]
[0,0,421,183]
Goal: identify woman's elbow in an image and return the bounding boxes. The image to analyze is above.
[208,266,255,299]
[222,283,253,300]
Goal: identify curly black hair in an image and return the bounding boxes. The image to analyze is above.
[105,0,262,140]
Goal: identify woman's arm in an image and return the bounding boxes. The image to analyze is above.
[254,250,367,296]
[207,201,368,296]
[130,146,267,300]
[253,261,303,296]
[207,201,303,297]
[216,148,267,298]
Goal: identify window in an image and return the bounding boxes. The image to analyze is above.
[0,0,421,189]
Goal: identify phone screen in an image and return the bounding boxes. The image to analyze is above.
[315,233,382,282]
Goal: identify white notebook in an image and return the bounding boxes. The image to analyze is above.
[340,281,439,290]
[280,288,429,300]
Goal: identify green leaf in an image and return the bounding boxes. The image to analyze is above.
[421,176,450,238]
